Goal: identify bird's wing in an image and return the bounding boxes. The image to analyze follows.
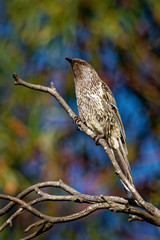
[100,81,134,189]
[100,81,128,154]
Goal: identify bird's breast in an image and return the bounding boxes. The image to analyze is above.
[75,85,108,134]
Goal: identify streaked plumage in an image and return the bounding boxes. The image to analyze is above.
[66,57,134,190]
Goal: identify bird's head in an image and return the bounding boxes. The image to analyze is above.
[65,58,97,80]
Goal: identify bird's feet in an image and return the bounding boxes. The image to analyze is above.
[94,134,105,145]
[74,115,84,131]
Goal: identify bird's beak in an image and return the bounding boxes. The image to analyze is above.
[65,57,73,64]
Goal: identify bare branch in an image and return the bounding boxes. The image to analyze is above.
[0,73,156,239]
[0,179,160,240]
[12,74,160,216]
[0,179,130,231]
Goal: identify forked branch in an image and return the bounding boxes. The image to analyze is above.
[0,180,160,240]
[0,73,158,239]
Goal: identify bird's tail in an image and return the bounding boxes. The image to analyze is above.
[112,138,135,193]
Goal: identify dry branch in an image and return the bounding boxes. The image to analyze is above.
[0,180,160,240]
[0,73,159,239]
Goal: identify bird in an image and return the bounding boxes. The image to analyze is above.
[65,57,134,192]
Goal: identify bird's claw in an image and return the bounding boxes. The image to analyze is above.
[74,116,83,131]
[74,115,81,124]
[94,134,105,145]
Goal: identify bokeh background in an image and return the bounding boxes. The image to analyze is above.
[0,0,160,239]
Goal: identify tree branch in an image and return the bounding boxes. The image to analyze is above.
[12,74,160,214]
[0,73,157,239]
[0,180,160,240]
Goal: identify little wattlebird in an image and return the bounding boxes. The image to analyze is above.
[65,57,135,193]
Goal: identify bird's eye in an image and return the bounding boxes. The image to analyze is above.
[81,62,85,66]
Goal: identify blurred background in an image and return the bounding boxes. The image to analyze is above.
[0,0,160,239]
